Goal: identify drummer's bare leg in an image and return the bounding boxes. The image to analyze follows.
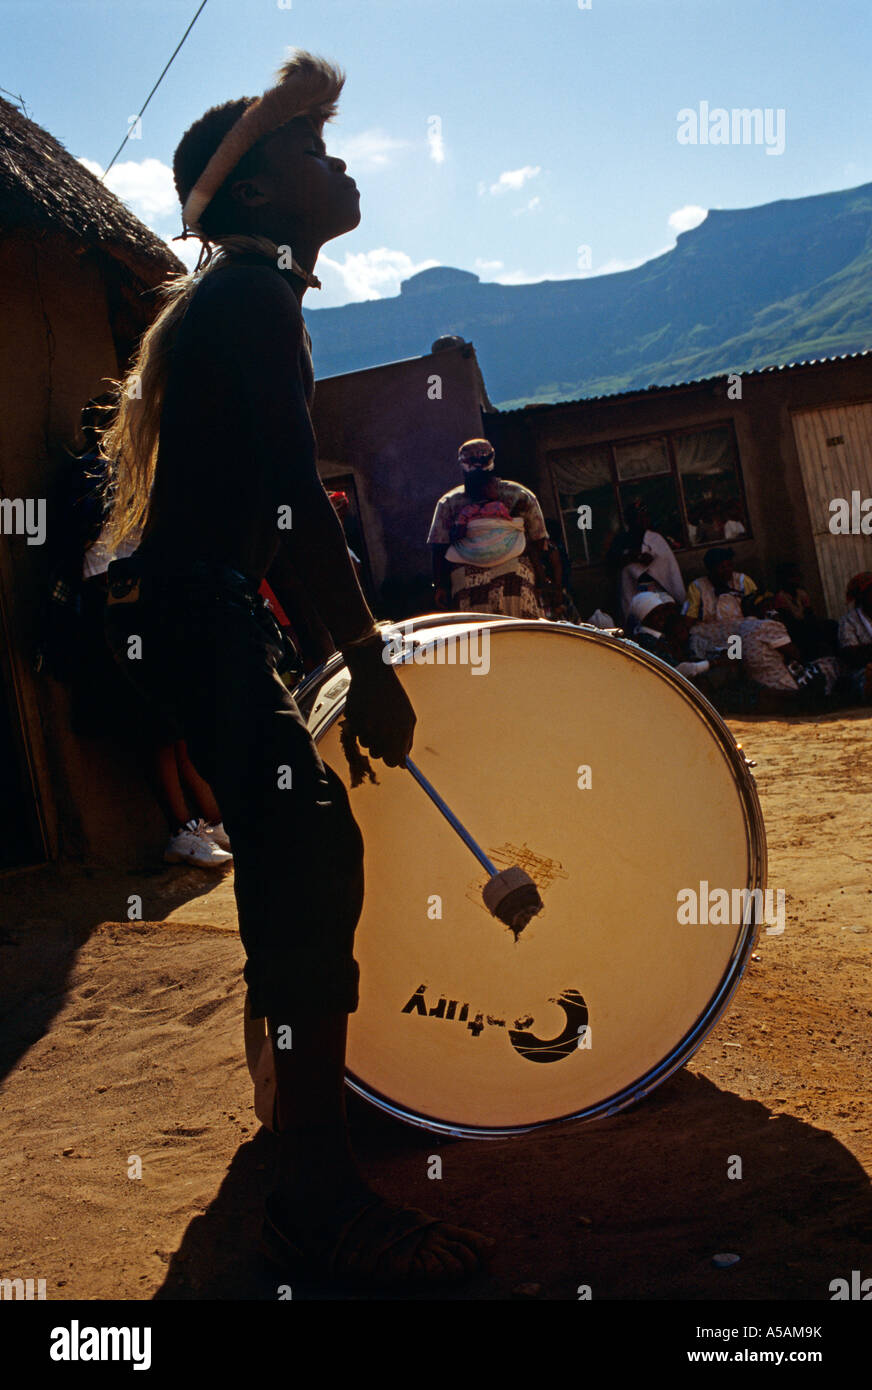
[267,1012,494,1281]
[269,1010,362,1193]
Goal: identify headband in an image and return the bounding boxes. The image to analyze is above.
[181,50,345,236]
[459,439,495,472]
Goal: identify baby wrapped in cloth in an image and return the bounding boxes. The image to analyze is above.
[445,497,526,567]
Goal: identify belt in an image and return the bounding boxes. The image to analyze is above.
[107,555,262,609]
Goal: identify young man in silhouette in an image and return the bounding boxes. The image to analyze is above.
[106,54,491,1288]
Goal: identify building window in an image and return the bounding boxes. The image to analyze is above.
[550,422,749,566]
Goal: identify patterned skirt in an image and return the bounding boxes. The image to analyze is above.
[449,555,545,618]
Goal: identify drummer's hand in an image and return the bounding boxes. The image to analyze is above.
[433,585,451,610]
[341,636,416,766]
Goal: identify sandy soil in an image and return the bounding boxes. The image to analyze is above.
[1,710,869,1301]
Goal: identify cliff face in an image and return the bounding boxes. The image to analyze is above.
[306,182,872,406]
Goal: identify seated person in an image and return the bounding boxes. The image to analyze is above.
[837,571,872,702]
[773,561,812,625]
[627,591,675,655]
[662,610,727,685]
[608,499,686,621]
[686,546,757,660]
[628,592,720,684]
[738,611,838,707]
[773,561,837,661]
[686,546,757,623]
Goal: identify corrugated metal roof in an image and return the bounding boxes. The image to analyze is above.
[485,349,872,416]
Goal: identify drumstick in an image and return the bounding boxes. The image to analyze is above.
[405,756,544,936]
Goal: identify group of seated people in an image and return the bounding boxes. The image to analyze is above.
[615,546,872,712]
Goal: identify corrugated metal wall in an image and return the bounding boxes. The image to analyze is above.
[791,402,872,617]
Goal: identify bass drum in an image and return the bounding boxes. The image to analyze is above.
[250,614,766,1139]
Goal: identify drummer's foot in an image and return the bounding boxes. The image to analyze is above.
[261,1182,495,1289]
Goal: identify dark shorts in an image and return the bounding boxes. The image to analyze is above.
[71,576,179,744]
[104,557,364,1017]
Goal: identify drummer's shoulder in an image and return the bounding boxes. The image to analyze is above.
[192,264,303,331]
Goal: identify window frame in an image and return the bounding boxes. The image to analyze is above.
[550,419,751,568]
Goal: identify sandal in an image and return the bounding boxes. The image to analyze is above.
[260,1191,491,1289]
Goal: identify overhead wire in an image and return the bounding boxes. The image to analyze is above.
[102,0,209,177]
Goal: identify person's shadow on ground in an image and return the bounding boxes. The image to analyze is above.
[154,1069,872,1301]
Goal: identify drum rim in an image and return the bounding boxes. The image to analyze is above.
[300,614,768,1139]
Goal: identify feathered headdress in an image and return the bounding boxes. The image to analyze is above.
[181,50,345,235]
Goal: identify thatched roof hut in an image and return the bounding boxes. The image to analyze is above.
[0,96,184,869]
[0,94,184,359]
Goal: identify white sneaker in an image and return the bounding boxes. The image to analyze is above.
[203,821,232,852]
[164,819,233,870]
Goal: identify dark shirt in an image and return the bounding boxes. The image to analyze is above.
[137,262,315,585]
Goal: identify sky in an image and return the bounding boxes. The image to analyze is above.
[5,0,872,307]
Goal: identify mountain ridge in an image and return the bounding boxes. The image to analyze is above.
[306,180,872,408]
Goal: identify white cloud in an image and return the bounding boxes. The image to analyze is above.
[492,269,541,285]
[474,258,504,273]
[490,268,579,285]
[427,121,445,165]
[329,129,411,172]
[79,155,179,221]
[668,204,708,234]
[512,195,541,217]
[168,237,203,272]
[315,247,441,305]
[488,165,541,195]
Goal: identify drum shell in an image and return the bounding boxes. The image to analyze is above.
[293,615,767,1138]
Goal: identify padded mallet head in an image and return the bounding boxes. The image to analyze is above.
[482,866,544,937]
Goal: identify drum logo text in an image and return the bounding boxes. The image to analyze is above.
[402,984,589,1063]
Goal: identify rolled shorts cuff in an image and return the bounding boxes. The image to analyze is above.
[244,949,361,1019]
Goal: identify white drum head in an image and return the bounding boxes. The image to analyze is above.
[308,618,765,1137]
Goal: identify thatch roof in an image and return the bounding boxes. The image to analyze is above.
[0,95,184,287]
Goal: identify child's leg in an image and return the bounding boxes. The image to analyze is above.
[175,739,222,824]
[155,740,193,829]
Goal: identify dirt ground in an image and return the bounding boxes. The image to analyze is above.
[1,710,870,1302]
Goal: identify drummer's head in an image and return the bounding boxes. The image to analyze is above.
[459,439,496,497]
